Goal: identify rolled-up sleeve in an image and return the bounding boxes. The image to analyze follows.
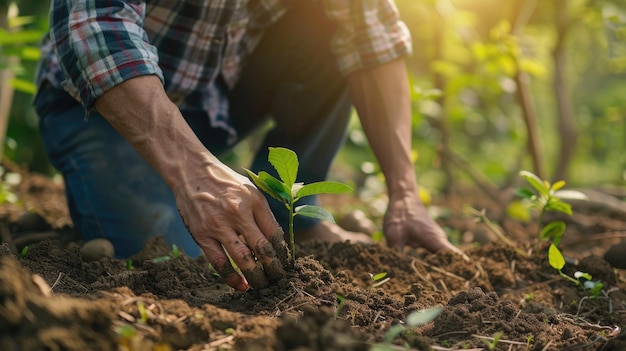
[50,0,163,111]
[325,0,412,75]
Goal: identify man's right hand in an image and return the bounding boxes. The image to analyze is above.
[95,75,289,291]
[174,167,290,291]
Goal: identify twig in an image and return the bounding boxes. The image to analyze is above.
[439,148,504,203]
[558,313,620,334]
[204,335,235,349]
[411,258,467,281]
[48,272,63,292]
[410,260,439,291]
[470,334,526,345]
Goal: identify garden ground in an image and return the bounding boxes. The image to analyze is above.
[1,161,625,351]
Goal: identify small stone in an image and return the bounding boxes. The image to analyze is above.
[604,241,626,269]
[80,238,114,262]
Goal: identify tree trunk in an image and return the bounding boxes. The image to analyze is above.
[432,1,454,194]
[510,0,546,180]
[552,0,577,182]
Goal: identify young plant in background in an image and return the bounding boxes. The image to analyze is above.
[371,307,443,350]
[245,147,352,263]
[516,171,603,295]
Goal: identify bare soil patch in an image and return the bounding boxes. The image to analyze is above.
[1,162,625,350]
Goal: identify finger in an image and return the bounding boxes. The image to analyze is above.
[249,234,286,282]
[251,192,290,268]
[221,231,268,289]
[199,237,249,291]
[237,212,286,282]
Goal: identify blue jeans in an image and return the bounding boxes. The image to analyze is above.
[34,2,351,258]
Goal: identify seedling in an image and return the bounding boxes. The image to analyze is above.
[125,259,133,271]
[171,244,180,258]
[517,171,602,294]
[368,272,390,289]
[136,301,148,324]
[151,244,182,263]
[481,331,503,350]
[245,147,352,262]
[523,293,535,301]
[18,245,28,259]
[371,307,443,350]
[335,294,347,319]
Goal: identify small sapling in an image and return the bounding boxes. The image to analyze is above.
[18,245,28,259]
[368,272,390,289]
[517,171,601,294]
[245,147,352,262]
[371,307,443,350]
[125,259,133,271]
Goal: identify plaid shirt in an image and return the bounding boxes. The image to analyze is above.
[37,0,412,142]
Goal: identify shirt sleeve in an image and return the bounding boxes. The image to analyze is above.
[50,0,163,111]
[324,0,413,75]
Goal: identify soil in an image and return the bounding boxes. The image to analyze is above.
[1,161,626,351]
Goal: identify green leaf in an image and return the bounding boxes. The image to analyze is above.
[588,281,604,297]
[244,169,286,203]
[519,170,549,196]
[574,271,592,281]
[540,220,566,242]
[554,190,588,202]
[0,29,44,45]
[11,78,36,94]
[296,181,352,199]
[258,171,291,202]
[551,180,566,192]
[383,324,406,343]
[514,187,535,199]
[548,243,565,270]
[294,205,335,223]
[268,147,298,189]
[544,200,572,215]
[370,272,388,281]
[405,307,443,327]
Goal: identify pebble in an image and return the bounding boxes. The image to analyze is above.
[604,241,626,269]
[80,238,115,262]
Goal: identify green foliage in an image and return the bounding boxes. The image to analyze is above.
[18,245,28,259]
[368,271,390,289]
[334,294,346,319]
[481,331,503,350]
[0,166,20,205]
[245,147,352,262]
[151,244,183,263]
[518,170,603,295]
[371,307,443,350]
[0,2,45,94]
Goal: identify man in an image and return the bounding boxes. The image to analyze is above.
[34,0,463,292]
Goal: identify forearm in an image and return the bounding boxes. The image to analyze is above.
[347,59,418,197]
[94,75,232,190]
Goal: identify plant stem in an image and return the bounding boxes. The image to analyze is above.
[558,270,580,285]
[289,204,295,263]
